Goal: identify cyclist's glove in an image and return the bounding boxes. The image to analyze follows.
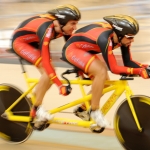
[59,85,72,96]
[139,66,150,79]
[145,66,150,77]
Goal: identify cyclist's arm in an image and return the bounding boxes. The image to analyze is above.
[38,23,62,87]
[97,31,144,75]
[121,45,149,68]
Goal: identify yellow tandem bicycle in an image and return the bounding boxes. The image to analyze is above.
[0,58,150,150]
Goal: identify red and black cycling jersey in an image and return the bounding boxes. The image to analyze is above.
[12,14,70,79]
[62,22,147,75]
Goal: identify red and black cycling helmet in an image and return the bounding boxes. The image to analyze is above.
[47,4,81,26]
[103,15,139,38]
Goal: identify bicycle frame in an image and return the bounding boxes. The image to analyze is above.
[1,69,142,131]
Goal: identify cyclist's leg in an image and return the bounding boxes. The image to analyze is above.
[63,45,108,127]
[12,35,41,64]
[13,37,53,129]
[84,56,109,127]
[34,63,52,106]
[87,57,107,108]
[62,46,91,120]
[13,37,52,105]
[31,63,53,130]
[75,57,110,113]
[66,54,109,121]
[85,57,110,94]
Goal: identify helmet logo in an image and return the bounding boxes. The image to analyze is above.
[112,24,123,31]
[55,14,65,19]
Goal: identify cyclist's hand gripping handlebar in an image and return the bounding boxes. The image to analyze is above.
[145,66,150,78]
[60,69,78,96]
[120,66,150,80]
[139,66,150,79]
[59,85,72,96]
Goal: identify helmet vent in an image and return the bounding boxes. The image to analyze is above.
[55,14,65,19]
[112,24,123,31]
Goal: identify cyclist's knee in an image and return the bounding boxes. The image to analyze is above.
[37,65,52,89]
[88,59,107,78]
[37,63,46,74]
[40,72,51,88]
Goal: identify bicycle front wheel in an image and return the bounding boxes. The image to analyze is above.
[0,84,33,144]
[114,95,150,150]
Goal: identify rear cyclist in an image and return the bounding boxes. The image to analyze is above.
[61,15,150,128]
[11,4,81,129]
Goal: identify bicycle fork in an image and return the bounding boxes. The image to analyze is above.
[125,86,143,132]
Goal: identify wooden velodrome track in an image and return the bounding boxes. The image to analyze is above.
[0,0,150,149]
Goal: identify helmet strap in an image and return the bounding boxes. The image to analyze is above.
[61,25,65,32]
[61,25,69,35]
[118,36,124,43]
[114,30,124,43]
[53,20,64,34]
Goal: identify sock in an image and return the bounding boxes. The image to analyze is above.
[30,105,38,118]
[80,104,87,111]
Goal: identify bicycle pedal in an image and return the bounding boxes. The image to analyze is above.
[33,121,50,131]
[34,123,50,131]
[90,124,99,130]
[90,124,105,133]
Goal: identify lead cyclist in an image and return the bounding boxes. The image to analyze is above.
[61,14,150,128]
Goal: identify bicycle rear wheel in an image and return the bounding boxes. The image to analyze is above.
[114,95,150,150]
[0,84,33,144]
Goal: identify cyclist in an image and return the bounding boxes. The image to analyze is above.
[11,4,81,129]
[61,15,150,128]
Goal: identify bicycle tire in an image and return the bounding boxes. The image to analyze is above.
[114,95,150,150]
[0,83,33,144]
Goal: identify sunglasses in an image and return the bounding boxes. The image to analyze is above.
[124,35,135,39]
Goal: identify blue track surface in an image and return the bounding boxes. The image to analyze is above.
[30,128,124,150]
